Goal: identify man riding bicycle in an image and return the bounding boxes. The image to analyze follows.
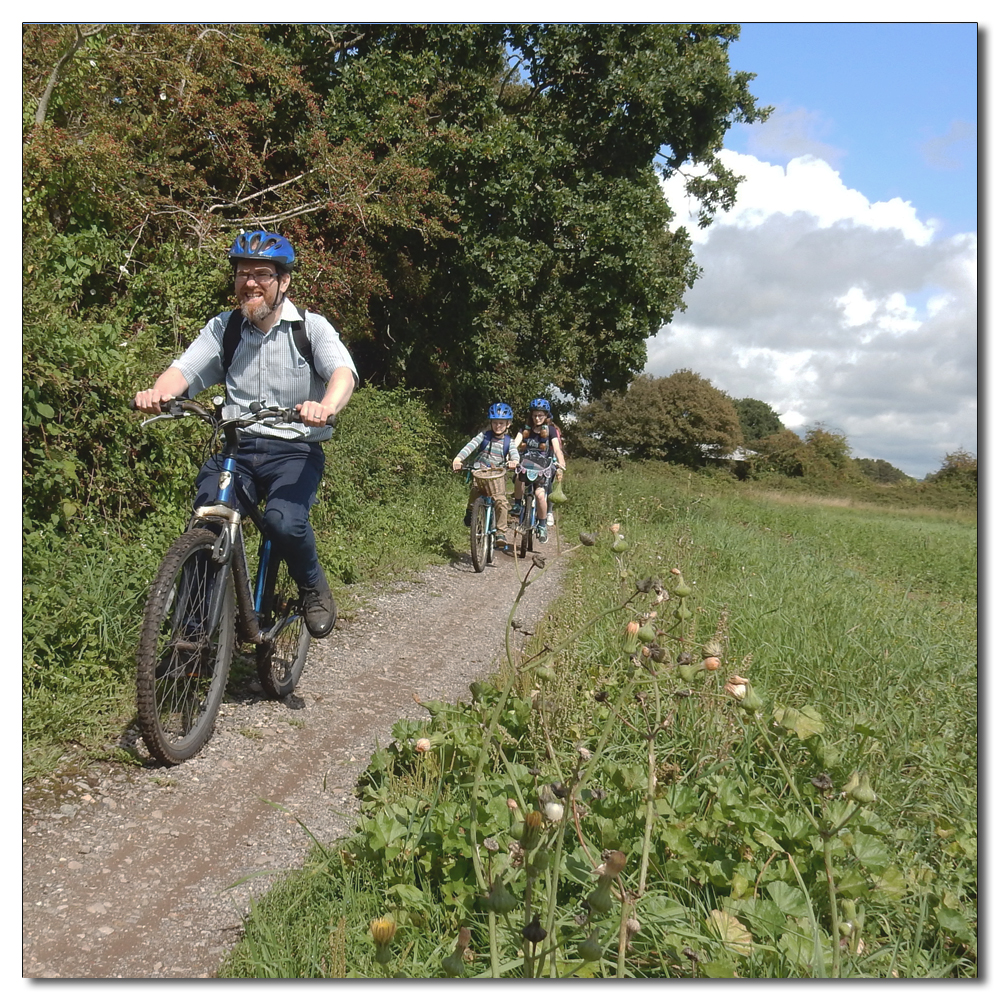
[133,229,358,638]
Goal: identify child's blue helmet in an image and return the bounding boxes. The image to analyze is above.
[529,397,552,414]
[488,402,513,420]
[229,230,296,271]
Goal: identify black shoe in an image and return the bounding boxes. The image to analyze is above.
[300,571,337,638]
[463,506,472,527]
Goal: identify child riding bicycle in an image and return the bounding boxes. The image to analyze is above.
[511,398,566,543]
[451,403,521,550]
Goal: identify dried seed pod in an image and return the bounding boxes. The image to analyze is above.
[522,914,547,944]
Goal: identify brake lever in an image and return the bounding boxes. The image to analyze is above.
[139,410,183,428]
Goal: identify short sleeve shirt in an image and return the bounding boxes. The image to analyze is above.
[171,299,358,442]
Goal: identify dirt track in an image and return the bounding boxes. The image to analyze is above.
[22,535,569,978]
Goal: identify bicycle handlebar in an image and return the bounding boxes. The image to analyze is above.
[130,397,336,428]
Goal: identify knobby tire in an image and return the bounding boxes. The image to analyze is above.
[135,528,235,765]
[256,556,311,698]
[519,495,535,559]
[470,495,490,573]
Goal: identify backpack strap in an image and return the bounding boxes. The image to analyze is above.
[478,430,511,462]
[222,309,243,376]
[290,315,314,369]
[221,309,314,377]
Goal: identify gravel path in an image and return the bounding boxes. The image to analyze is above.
[22,535,570,978]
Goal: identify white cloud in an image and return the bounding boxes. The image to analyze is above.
[650,150,977,478]
[667,151,937,245]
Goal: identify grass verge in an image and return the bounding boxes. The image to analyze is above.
[218,462,977,978]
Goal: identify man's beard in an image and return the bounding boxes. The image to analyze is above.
[240,290,280,325]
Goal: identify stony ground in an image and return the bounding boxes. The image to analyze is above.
[22,534,570,979]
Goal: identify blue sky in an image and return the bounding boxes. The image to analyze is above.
[647,21,978,479]
[727,23,977,237]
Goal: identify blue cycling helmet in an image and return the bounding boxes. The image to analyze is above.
[229,230,296,271]
[488,402,513,420]
[529,397,552,414]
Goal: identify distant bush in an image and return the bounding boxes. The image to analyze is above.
[926,449,977,497]
[854,457,911,484]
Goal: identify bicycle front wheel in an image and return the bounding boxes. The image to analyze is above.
[519,496,535,558]
[136,528,235,765]
[470,496,489,572]
[256,555,311,698]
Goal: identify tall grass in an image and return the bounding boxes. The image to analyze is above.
[220,461,976,978]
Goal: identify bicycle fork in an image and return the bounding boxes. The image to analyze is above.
[190,452,268,646]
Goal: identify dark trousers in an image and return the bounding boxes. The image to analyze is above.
[194,436,325,589]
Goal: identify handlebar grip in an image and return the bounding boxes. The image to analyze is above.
[286,409,336,427]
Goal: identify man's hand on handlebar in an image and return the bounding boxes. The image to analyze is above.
[133,389,176,415]
[294,400,337,428]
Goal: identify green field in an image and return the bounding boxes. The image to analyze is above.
[219,461,977,979]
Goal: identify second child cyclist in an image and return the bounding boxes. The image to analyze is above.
[511,398,566,543]
[451,403,522,551]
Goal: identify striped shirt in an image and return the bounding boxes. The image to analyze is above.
[456,430,521,469]
[172,299,358,442]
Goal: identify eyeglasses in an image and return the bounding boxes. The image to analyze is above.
[235,268,280,284]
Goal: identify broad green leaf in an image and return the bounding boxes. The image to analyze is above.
[388,883,427,907]
[872,865,907,900]
[753,828,783,852]
[936,906,975,945]
[702,960,738,978]
[707,909,753,956]
[851,832,891,871]
[765,881,810,919]
[793,705,826,740]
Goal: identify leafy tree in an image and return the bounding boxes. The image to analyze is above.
[733,397,784,444]
[24,23,767,423]
[927,449,977,495]
[22,23,768,526]
[752,425,865,483]
[750,428,810,478]
[571,370,743,467]
[803,425,861,482]
[854,457,911,484]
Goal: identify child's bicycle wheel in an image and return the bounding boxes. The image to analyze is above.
[470,496,491,572]
[518,496,536,559]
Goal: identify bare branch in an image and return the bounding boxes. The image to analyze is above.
[204,170,317,215]
[34,23,106,126]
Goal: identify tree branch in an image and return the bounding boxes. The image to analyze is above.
[34,24,105,126]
